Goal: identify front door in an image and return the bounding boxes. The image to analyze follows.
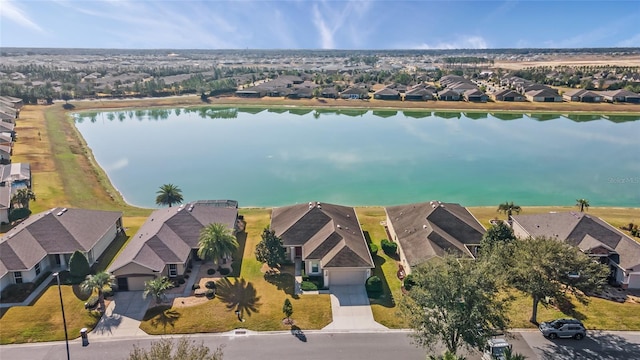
[117,277,129,291]
[295,247,302,258]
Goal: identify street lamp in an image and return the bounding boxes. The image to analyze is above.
[53,272,70,360]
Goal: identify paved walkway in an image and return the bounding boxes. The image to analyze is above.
[322,285,387,331]
[90,291,151,339]
[0,267,65,309]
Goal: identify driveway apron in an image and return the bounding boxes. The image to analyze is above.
[323,285,387,331]
[90,291,151,339]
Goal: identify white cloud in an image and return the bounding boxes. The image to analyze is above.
[0,0,44,32]
[409,35,489,50]
[312,0,373,49]
[618,33,640,47]
[312,3,334,49]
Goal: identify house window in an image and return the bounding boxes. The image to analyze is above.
[35,262,41,276]
[168,264,178,277]
[14,272,22,284]
[311,261,319,274]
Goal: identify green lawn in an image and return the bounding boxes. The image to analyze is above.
[356,207,408,328]
[140,209,332,334]
[0,285,101,344]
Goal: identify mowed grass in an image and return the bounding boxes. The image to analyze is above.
[0,285,101,344]
[506,290,640,330]
[140,209,332,334]
[356,207,407,328]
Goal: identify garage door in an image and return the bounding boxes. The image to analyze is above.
[629,274,640,289]
[329,270,367,286]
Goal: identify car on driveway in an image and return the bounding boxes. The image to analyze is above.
[539,318,586,340]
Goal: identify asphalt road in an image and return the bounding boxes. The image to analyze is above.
[1,330,639,360]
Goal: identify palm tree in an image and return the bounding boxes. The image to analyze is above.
[197,223,239,265]
[143,276,174,304]
[497,201,522,220]
[155,184,183,207]
[503,347,527,360]
[80,271,116,313]
[11,188,36,209]
[576,198,590,212]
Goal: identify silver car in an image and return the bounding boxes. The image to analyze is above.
[539,318,586,340]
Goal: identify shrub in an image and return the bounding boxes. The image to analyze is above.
[381,239,398,256]
[85,295,99,309]
[186,268,192,274]
[9,208,31,222]
[365,276,383,294]
[192,284,200,290]
[68,250,90,284]
[368,242,378,254]
[219,268,230,276]
[403,274,416,291]
[300,281,318,291]
[184,274,190,279]
[205,289,215,299]
[178,278,186,285]
[205,281,216,289]
[207,268,216,275]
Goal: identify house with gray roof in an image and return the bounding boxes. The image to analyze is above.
[525,88,562,102]
[385,201,485,273]
[108,200,239,291]
[492,89,524,102]
[463,89,488,102]
[0,208,123,296]
[404,84,435,101]
[0,163,30,187]
[437,89,461,101]
[563,89,602,103]
[599,89,640,103]
[511,212,640,289]
[373,87,401,100]
[271,202,374,287]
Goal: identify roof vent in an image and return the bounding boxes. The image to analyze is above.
[423,224,427,229]
[56,211,64,216]
[337,224,342,229]
[188,205,194,212]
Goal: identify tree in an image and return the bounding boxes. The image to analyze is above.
[143,276,174,304]
[68,250,91,284]
[503,348,527,360]
[497,201,521,220]
[197,223,239,265]
[128,337,223,360]
[399,256,509,355]
[498,237,609,324]
[255,227,286,269]
[61,92,72,104]
[80,271,115,313]
[480,221,516,254]
[282,298,293,324]
[11,188,36,209]
[428,351,467,360]
[576,198,590,212]
[155,183,184,207]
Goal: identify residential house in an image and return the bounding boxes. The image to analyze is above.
[385,201,485,273]
[108,200,239,291]
[563,89,603,103]
[511,212,640,289]
[373,87,401,100]
[600,89,640,103]
[320,87,338,99]
[404,84,435,101]
[0,163,31,188]
[437,89,461,101]
[492,89,524,102]
[0,186,10,224]
[0,121,15,141]
[0,208,124,296]
[271,202,374,287]
[448,81,479,95]
[463,89,488,102]
[0,96,24,111]
[525,88,562,102]
[235,87,266,98]
[340,87,369,100]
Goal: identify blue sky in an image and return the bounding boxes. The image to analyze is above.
[1,0,639,49]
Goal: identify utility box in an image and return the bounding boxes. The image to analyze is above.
[80,328,89,346]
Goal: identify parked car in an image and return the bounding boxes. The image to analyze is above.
[539,318,586,340]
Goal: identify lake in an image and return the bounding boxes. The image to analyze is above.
[74,108,640,208]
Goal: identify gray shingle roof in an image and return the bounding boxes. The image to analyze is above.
[511,212,640,270]
[0,208,122,277]
[271,202,374,269]
[108,200,238,273]
[385,201,485,267]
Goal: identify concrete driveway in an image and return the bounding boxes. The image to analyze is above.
[323,285,387,331]
[90,291,151,339]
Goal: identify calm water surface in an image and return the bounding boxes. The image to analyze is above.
[74,108,640,208]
